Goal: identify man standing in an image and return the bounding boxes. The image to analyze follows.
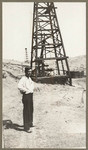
[18,67,34,132]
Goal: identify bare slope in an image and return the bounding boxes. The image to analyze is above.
[2,55,86,148]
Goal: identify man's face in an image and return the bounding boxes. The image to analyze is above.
[25,69,31,78]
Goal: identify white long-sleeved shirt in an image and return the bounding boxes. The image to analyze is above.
[18,76,34,94]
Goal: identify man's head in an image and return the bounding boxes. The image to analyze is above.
[25,67,32,78]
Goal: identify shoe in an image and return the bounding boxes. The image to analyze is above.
[26,130,32,133]
[24,129,32,133]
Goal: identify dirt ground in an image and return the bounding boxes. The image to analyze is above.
[2,73,86,148]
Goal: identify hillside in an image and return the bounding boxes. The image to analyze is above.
[2,55,86,148]
[69,55,86,72]
[3,55,86,79]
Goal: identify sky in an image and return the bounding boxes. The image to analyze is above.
[2,2,86,62]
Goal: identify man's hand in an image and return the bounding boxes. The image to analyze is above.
[20,90,26,94]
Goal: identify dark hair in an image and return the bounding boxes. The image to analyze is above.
[25,67,31,73]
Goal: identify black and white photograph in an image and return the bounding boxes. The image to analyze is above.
[2,1,86,149]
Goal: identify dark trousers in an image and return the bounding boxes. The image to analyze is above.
[22,93,33,130]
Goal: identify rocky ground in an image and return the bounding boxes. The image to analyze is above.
[2,56,86,148]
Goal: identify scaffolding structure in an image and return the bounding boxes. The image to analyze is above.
[31,2,72,85]
[25,48,29,63]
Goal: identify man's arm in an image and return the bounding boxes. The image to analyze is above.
[18,77,26,94]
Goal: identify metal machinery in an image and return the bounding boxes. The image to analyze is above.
[31,2,72,85]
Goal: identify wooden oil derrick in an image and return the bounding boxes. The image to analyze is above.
[31,2,72,85]
[25,48,29,63]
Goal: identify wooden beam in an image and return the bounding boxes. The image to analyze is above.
[34,56,68,61]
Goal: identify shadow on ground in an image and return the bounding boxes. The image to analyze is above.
[3,120,24,131]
